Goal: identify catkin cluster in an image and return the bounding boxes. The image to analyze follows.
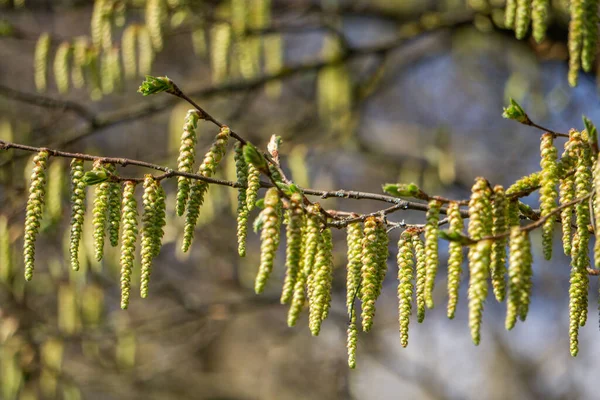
[119,181,139,309]
[140,175,166,298]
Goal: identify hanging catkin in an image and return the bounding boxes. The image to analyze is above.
[69,159,86,271]
[515,0,532,40]
[568,0,585,86]
[412,233,427,323]
[122,24,138,79]
[120,181,138,309]
[490,186,507,302]
[539,133,559,260]
[281,192,304,304]
[34,33,51,92]
[424,200,441,308]
[360,217,386,332]
[505,0,517,29]
[24,151,49,281]
[446,202,464,319]
[53,42,71,94]
[234,142,250,257]
[92,162,114,261]
[255,188,282,294]
[531,0,549,43]
[505,227,532,330]
[397,230,414,347]
[559,137,577,256]
[176,110,200,216]
[581,0,599,72]
[308,226,333,336]
[345,222,363,315]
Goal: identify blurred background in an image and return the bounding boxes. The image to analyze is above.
[0,0,599,399]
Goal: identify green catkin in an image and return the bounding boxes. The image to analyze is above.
[468,239,492,345]
[281,193,304,304]
[507,199,520,227]
[234,142,250,257]
[72,36,88,89]
[490,186,508,302]
[346,222,363,315]
[506,171,541,197]
[108,180,121,247]
[360,217,384,332]
[34,33,51,92]
[375,219,389,298]
[120,181,138,310]
[347,313,358,369]
[539,133,559,260]
[397,230,414,348]
[146,0,165,51]
[245,163,261,211]
[568,0,585,86]
[122,24,138,79]
[91,0,107,49]
[53,42,71,94]
[467,177,493,345]
[506,227,531,330]
[23,150,49,281]
[581,0,599,72]
[574,131,592,280]
[92,162,114,262]
[569,233,586,356]
[137,26,154,76]
[594,158,600,266]
[45,159,64,222]
[424,200,441,309]
[0,215,11,282]
[505,0,517,28]
[175,110,200,216]
[210,22,232,84]
[446,202,465,319]
[412,234,427,323]
[287,206,320,327]
[255,188,282,294]
[560,138,578,256]
[182,126,230,252]
[308,226,333,336]
[517,231,533,322]
[515,0,532,40]
[140,176,165,298]
[69,159,86,271]
[531,0,549,43]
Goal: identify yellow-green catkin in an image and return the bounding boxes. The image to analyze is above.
[568,0,585,86]
[375,219,389,297]
[91,0,109,50]
[424,199,441,309]
[360,217,383,332]
[24,150,49,281]
[447,202,465,319]
[108,178,121,247]
[568,233,587,356]
[531,0,549,43]
[182,126,230,252]
[505,0,517,29]
[246,163,261,211]
[122,24,138,79]
[92,162,114,262]
[397,230,414,348]
[467,177,493,345]
[137,26,154,76]
[490,186,508,302]
[515,0,532,39]
[560,137,578,256]
[347,312,358,369]
[146,0,165,51]
[581,0,599,72]
[141,175,165,298]
[594,157,600,266]
[517,230,534,322]
[309,226,333,336]
[255,188,282,294]
[539,133,559,260]
[53,42,71,94]
[120,181,138,309]
[505,227,532,330]
[45,159,64,223]
[176,110,200,216]
[346,222,363,315]
[412,233,427,323]
[210,22,232,84]
[34,33,51,92]
[235,142,250,257]
[468,239,492,345]
[281,192,304,304]
[506,171,542,197]
[0,215,11,282]
[287,206,320,327]
[69,159,86,271]
[72,36,88,89]
[573,131,592,273]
